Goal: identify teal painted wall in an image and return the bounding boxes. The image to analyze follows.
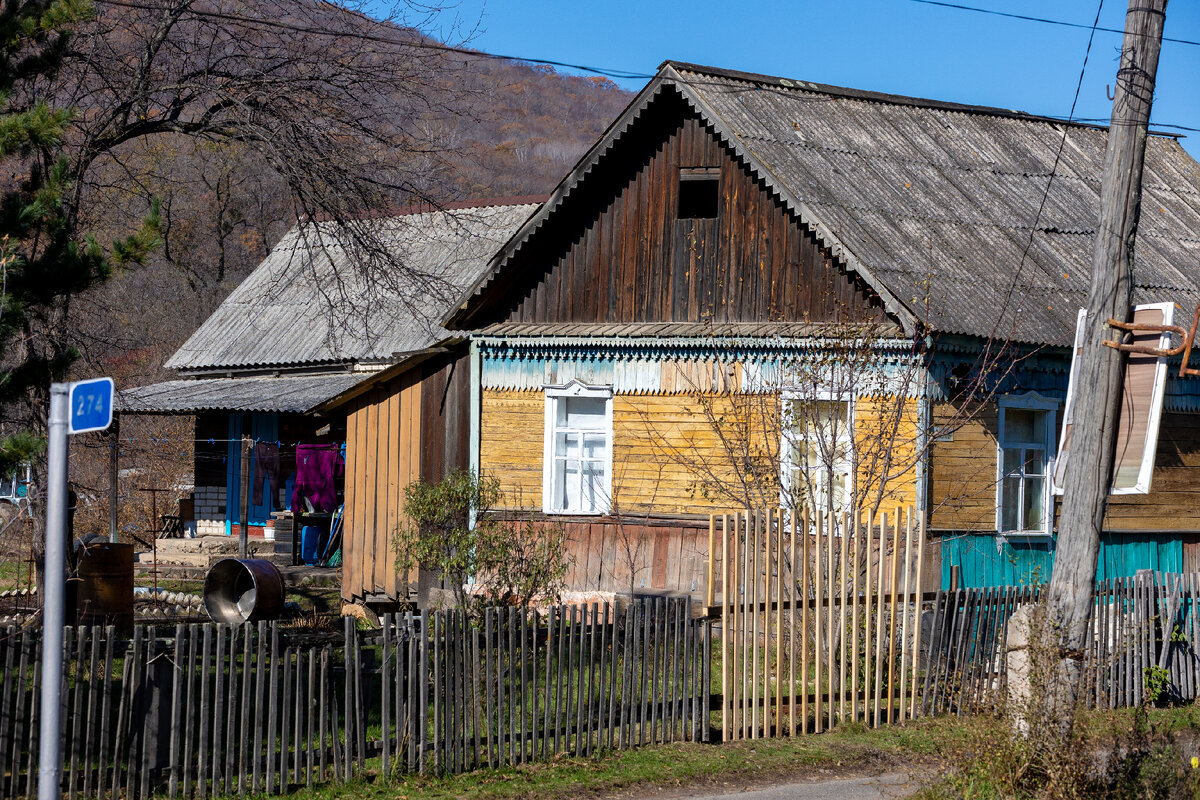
[941,533,1184,589]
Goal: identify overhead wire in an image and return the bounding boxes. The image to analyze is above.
[91,0,1198,138]
[905,0,1199,48]
[972,0,1106,368]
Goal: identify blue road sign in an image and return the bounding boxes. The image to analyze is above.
[68,378,114,434]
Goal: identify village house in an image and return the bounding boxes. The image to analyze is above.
[396,61,1196,599]
[119,199,541,566]
[133,61,1200,605]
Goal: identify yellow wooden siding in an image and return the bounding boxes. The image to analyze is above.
[928,401,999,530]
[480,388,922,516]
[479,390,544,506]
[854,396,921,512]
[613,393,779,513]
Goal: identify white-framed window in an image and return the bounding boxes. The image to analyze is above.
[781,391,854,518]
[997,392,1058,536]
[543,381,613,515]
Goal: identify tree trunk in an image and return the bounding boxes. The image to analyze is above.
[1047,0,1167,728]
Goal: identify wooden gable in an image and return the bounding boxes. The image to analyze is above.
[466,90,891,328]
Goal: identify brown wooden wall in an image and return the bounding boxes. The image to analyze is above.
[537,514,942,601]
[341,351,472,602]
[929,402,1200,533]
[470,93,890,327]
[552,516,712,598]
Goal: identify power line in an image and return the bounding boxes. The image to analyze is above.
[978,0,1106,354]
[93,0,1199,137]
[95,0,655,81]
[906,0,1200,47]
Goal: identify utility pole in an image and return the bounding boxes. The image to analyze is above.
[1048,0,1167,722]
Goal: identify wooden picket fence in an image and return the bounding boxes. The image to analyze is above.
[921,571,1200,714]
[0,597,710,799]
[706,506,925,739]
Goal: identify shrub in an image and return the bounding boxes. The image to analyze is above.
[393,470,571,615]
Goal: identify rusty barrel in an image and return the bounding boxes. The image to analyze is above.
[202,558,285,624]
[75,542,135,632]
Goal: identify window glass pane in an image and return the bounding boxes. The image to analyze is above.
[563,396,606,429]
[1024,477,1045,530]
[582,433,606,460]
[1004,409,1036,442]
[1024,448,1046,477]
[1003,448,1021,477]
[1001,477,1020,530]
[560,458,581,511]
[581,460,605,512]
[831,469,848,511]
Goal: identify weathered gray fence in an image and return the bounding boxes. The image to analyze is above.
[921,571,1200,714]
[0,597,709,799]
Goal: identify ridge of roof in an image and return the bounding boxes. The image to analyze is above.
[306,196,547,224]
[442,65,920,334]
[660,60,1184,138]
[443,61,1200,345]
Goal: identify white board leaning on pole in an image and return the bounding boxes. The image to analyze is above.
[1053,302,1174,496]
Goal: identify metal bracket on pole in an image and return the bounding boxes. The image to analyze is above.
[1104,302,1200,377]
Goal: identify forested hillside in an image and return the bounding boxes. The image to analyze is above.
[70,17,631,393]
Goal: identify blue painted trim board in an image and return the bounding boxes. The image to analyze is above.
[941,533,1184,589]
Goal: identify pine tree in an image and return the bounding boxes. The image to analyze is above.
[0,0,160,473]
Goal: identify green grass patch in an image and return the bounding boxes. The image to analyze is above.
[276,716,962,800]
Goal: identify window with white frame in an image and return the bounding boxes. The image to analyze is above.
[782,393,854,517]
[997,393,1057,535]
[543,382,613,514]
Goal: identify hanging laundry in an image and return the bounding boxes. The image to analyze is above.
[252,442,281,505]
[292,444,344,513]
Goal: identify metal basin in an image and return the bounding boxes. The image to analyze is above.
[202,558,285,624]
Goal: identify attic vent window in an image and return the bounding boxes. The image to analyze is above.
[678,167,720,219]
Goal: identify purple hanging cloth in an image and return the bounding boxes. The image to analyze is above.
[291,444,344,513]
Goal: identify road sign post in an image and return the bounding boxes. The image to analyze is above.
[40,378,113,800]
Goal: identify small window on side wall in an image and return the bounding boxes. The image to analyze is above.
[543,381,613,515]
[678,167,720,219]
[997,392,1058,537]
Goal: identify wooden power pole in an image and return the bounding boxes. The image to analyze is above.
[1048,0,1167,720]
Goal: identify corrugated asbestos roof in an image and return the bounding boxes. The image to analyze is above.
[452,62,1200,345]
[166,202,539,372]
[117,374,368,414]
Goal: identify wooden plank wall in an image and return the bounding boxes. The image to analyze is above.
[930,402,1200,533]
[342,372,422,602]
[470,93,890,328]
[481,388,920,517]
[554,517,712,597]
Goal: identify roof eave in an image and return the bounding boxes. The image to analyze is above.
[442,74,674,331]
[659,65,921,338]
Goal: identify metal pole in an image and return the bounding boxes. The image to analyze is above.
[39,382,69,800]
[108,418,119,543]
[239,436,251,559]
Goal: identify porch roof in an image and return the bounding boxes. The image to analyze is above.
[117,373,368,414]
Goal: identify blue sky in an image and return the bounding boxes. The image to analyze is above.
[427,0,1200,157]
